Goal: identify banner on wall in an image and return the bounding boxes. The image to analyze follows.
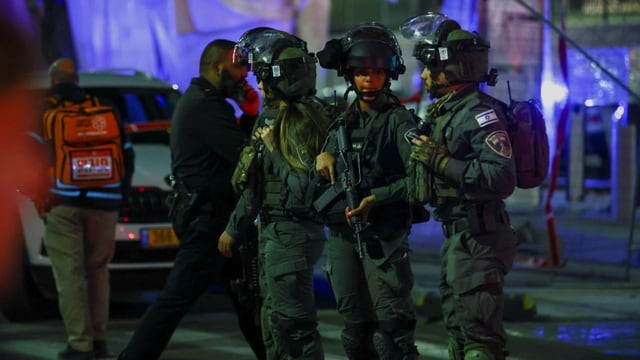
[66,0,330,92]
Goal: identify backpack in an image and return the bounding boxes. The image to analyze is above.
[499,91,550,189]
[43,95,125,188]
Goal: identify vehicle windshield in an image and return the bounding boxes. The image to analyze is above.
[85,86,180,144]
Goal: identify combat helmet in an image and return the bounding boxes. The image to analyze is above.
[317,22,405,81]
[400,12,493,84]
[234,27,317,100]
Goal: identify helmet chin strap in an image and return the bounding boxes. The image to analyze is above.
[427,82,452,99]
[355,88,383,103]
[427,67,456,98]
[344,76,389,103]
[343,85,382,103]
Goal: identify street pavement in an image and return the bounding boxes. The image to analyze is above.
[1,189,639,359]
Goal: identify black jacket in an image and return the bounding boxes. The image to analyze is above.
[170,76,249,217]
[46,82,135,211]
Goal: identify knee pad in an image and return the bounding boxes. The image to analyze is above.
[464,343,500,360]
[271,312,320,358]
[372,331,396,360]
[270,312,294,357]
[448,337,464,360]
[393,331,419,360]
[377,319,419,359]
[341,322,376,360]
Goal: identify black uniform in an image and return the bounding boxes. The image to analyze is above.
[118,77,264,359]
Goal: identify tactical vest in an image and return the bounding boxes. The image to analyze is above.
[321,106,406,224]
[260,153,320,219]
[428,93,480,207]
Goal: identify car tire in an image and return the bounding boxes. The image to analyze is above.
[0,229,56,322]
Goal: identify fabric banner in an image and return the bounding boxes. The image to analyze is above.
[66,0,330,92]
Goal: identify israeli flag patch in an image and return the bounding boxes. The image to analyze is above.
[475,109,499,127]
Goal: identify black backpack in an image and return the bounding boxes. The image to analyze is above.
[499,86,550,189]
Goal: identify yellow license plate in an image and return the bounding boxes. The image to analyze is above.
[144,228,179,248]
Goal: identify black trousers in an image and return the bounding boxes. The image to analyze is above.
[118,214,265,360]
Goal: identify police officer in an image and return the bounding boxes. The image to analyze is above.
[219,28,328,360]
[315,22,419,360]
[118,39,265,360]
[401,13,518,360]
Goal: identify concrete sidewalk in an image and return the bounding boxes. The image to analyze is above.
[405,188,640,323]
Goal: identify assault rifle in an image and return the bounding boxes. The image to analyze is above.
[336,125,367,258]
[230,224,262,323]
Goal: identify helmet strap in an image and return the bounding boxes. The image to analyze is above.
[344,73,390,103]
[355,88,383,103]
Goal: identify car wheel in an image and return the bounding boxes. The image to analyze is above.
[1,231,56,322]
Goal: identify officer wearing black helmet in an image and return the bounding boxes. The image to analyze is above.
[218,27,329,360]
[315,22,419,360]
[401,13,517,360]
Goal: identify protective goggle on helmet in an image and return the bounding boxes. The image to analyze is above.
[400,12,492,83]
[234,27,317,99]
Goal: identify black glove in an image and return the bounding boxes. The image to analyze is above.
[410,136,449,174]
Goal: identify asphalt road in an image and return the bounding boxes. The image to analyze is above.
[1,285,639,360]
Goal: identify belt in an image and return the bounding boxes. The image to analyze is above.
[441,208,510,238]
[442,218,470,238]
[260,211,320,225]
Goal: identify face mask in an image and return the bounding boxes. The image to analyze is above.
[220,69,246,102]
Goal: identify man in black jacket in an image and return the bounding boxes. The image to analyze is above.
[43,58,135,360]
[118,39,264,360]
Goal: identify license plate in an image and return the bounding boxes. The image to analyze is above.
[141,228,179,248]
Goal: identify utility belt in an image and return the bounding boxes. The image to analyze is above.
[259,208,321,225]
[441,201,509,238]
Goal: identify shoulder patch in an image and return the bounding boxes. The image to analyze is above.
[264,117,276,126]
[485,130,512,159]
[403,128,419,144]
[475,109,499,127]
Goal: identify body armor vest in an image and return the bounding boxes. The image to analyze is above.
[428,93,479,207]
[322,107,406,224]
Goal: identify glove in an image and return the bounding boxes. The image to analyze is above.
[410,136,449,174]
[238,82,260,116]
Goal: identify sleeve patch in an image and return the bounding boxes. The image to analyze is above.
[485,130,512,159]
[475,109,499,127]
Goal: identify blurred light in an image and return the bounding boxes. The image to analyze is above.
[171,84,179,90]
[541,79,568,109]
[140,229,149,247]
[585,99,595,107]
[613,105,625,121]
[128,232,136,240]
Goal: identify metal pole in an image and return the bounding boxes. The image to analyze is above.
[626,135,639,281]
[514,0,638,280]
[513,0,640,104]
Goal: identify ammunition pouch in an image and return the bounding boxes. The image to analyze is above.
[231,143,261,194]
[312,181,346,225]
[166,176,202,237]
[312,182,343,214]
